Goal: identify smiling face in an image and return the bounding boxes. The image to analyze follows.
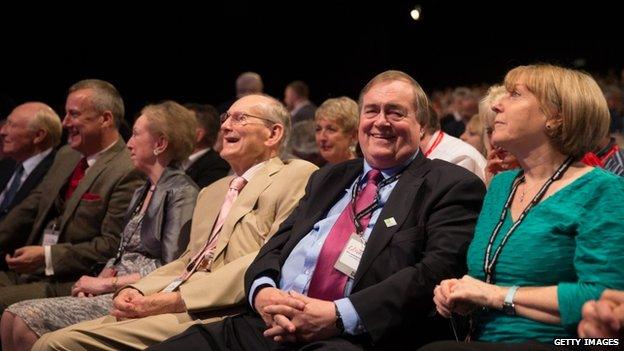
[219,95,275,174]
[491,81,549,154]
[358,80,421,169]
[315,117,356,164]
[63,89,105,156]
[0,105,38,161]
[127,115,159,173]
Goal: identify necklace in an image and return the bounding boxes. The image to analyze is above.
[518,181,540,203]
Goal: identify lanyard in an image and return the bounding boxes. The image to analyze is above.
[350,171,402,235]
[483,156,574,284]
[423,131,445,157]
[599,144,619,163]
[113,184,152,265]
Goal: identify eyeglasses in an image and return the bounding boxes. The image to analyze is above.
[220,111,275,126]
[360,107,410,123]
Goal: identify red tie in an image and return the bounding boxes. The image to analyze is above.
[65,157,88,200]
[307,169,382,301]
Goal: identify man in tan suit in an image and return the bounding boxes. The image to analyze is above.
[34,94,318,351]
[0,79,143,313]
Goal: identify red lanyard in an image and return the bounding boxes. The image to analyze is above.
[423,131,444,157]
[600,144,619,163]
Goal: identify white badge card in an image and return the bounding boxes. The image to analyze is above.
[334,234,366,279]
[42,228,60,246]
[161,277,184,293]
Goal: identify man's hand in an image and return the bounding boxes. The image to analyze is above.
[263,291,340,343]
[5,246,45,274]
[111,288,186,319]
[254,287,305,327]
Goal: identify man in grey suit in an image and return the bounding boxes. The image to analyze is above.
[0,79,143,314]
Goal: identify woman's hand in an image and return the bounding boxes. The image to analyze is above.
[444,275,506,315]
[71,275,115,297]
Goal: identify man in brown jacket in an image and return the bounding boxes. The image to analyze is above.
[0,79,143,314]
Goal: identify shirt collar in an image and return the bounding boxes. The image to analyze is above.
[362,149,419,180]
[183,148,211,170]
[238,158,270,182]
[21,148,53,176]
[85,140,117,168]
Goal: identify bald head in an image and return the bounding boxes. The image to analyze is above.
[1,102,62,161]
[220,94,290,174]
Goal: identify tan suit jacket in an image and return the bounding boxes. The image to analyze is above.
[32,157,317,351]
[0,139,144,279]
[130,157,318,314]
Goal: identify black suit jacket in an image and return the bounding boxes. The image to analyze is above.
[185,149,230,189]
[0,150,56,220]
[440,114,466,138]
[244,153,485,349]
[291,102,317,124]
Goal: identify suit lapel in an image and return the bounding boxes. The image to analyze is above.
[60,139,125,232]
[211,158,283,260]
[15,151,55,202]
[353,154,430,287]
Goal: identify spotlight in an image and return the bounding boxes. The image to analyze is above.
[410,6,421,21]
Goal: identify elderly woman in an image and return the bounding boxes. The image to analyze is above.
[460,113,487,156]
[314,96,358,164]
[423,64,624,350]
[1,101,199,351]
[479,85,519,186]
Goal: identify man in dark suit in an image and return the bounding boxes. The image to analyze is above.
[0,79,143,314]
[284,80,317,124]
[183,103,230,188]
[146,70,486,351]
[0,102,62,221]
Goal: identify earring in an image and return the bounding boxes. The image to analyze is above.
[153,150,159,156]
[419,130,425,138]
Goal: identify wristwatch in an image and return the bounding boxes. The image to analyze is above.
[502,285,519,315]
[334,303,345,334]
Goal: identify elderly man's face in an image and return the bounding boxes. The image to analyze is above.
[220,95,275,174]
[358,80,421,169]
[0,105,38,161]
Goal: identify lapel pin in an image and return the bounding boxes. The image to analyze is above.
[384,217,397,227]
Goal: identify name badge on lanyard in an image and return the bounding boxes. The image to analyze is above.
[42,224,60,246]
[162,277,184,293]
[334,233,365,279]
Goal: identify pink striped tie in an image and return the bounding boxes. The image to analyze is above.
[212,176,247,236]
[307,169,382,301]
[184,176,247,276]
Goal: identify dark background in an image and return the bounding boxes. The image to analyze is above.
[1,1,622,122]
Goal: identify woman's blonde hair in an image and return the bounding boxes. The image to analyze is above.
[141,101,197,166]
[504,64,609,158]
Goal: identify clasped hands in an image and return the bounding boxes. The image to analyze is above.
[578,289,624,338]
[255,287,341,343]
[433,275,505,318]
[109,288,186,319]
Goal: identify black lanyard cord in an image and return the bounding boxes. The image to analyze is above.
[483,156,574,284]
[350,172,402,235]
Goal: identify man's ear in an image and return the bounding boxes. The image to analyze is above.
[195,127,207,144]
[32,128,48,145]
[101,111,114,128]
[265,123,284,148]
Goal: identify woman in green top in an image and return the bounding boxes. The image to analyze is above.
[422,64,624,350]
